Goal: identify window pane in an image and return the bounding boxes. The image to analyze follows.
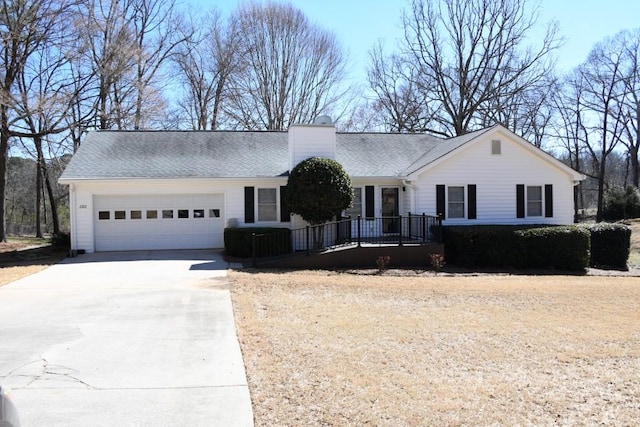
[258,205,277,221]
[162,210,173,219]
[257,188,277,221]
[209,209,220,218]
[448,186,465,219]
[178,209,189,219]
[115,210,126,220]
[146,210,157,219]
[194,209,205,218]
[131,210,142,219]
[448,186,464,202]
[346,187,362,217]
[527,186,542,217]
[98,211,110,220]
[527,186,542,201]
[258,188,276,204]
[528,202,542,217]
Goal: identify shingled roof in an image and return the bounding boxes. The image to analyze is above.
[59,128,492,181]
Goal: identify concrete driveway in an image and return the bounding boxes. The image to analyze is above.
[0,250,253,426]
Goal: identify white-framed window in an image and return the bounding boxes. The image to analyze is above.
[527,186,542,217]
[257,188,277,221]
[346,187,362,218]
[448,186,465,219]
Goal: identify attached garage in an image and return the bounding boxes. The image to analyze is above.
[93,194,224,251]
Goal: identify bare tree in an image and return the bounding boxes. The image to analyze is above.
[550,71,592,220]
[372,0,561,137]
[76,0,137,130]
[130,0,190,130]
[478,74,557,148]
[15,37,86,236]
[173,9,242,130]
[0,0,73,242]
[226,1,347,130]
[616,29,640,188]
[578,35,629,222]
[367,42,439,132]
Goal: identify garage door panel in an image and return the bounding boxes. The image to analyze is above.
[94,194,224,251]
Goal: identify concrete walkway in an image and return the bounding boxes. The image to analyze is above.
[0,250,253,426]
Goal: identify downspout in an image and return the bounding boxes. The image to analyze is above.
[69,183,77,252]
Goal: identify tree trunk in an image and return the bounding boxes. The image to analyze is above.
[596,154,607,223]
[35,155,43,238]
[34,136,61,235]
[630,145,639,188]
[0,105,9,242]
[44,169,60,235]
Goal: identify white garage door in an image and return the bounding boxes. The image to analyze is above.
[94,194,224,251]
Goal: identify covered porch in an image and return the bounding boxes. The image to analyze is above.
[251,213,443,268]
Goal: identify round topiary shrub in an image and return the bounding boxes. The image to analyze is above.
[286,157,353,225]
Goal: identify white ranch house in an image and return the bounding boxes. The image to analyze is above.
[59,119,585,253]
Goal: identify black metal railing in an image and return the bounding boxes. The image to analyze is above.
[251,213,442,265]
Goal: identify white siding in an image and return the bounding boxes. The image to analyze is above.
[71,178,288,252]
[413,132,576,225]
[288,124,336,170]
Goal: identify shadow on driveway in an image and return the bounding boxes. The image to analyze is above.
[62,249,229,271]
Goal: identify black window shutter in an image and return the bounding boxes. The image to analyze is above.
[468,184,477,220]
[545,184,553,218]
[280,186,290,222]
[516,184,525,218]
[244,186,255,223]
[436,185,445,219]
[365,186,375,219]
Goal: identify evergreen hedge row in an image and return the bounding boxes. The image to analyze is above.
[224,227,292,258]
[442,225,590,271]
[583,223,631,270]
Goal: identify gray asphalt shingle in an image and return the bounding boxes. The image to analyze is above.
[59,128,486,181]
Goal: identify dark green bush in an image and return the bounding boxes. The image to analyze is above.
[286,157,353,225]
[224,227,292,258]
[584,223,631,270]
[442,225,590,271]
[50,232,71,249]
[603,186,640,221]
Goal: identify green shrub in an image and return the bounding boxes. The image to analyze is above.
[603,186,640,221]
[224,227,292,258]
[50,232,71,249]
[584,223,631,270]
[442,225,590,271]
[286,157,353,225]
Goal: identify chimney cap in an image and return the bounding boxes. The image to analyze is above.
[313,115,333,125]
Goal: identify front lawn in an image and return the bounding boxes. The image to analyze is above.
[230,271,640,426]
[0,237,67,286]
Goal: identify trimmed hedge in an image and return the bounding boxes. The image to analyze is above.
[442,225,590,271]
[583,223,631,270]
[224,227,292,258]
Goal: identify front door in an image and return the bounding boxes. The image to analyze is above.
[381,187,399,233]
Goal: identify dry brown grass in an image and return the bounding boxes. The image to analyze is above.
[0,240,66,286]
[230,271,640,426]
